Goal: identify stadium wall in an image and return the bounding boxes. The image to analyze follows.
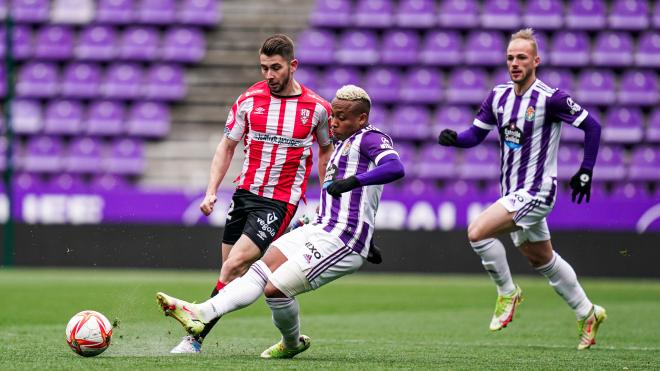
[1,225,658,278]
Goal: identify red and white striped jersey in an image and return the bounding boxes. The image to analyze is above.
[225,80,332,205]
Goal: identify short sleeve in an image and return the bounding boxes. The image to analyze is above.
[360,131,399,165]
[315,104,332,147]
[473,90,498,131]
[547,90,589,127]
[224,97,250,141]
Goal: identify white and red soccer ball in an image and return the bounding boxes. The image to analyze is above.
[65,310,113,357]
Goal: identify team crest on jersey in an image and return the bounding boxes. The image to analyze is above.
[300,109,311,125]
[567,97,582,115]
[525,106,536,122]
[341,141,351,156]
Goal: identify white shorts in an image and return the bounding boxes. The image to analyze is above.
[497,189,552,246]
[269,224,364,297]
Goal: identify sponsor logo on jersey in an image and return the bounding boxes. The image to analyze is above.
[305,241,322,259]
[245,89,263,97]
[380,136,393,150]
[525,106,536,122]
[266,212,278,225]
[254,106,266,115]
[251,132,305,147]
[502,123,523,150]
[257,217,277,237]
[567,97,582,115]
[257,230,268,240]
[300,108,311,125]
[303,254,313,264]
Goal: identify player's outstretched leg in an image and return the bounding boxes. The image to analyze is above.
[577,305,607,350]
[490,285,523,331]
[260,335,311,359]
[156,292,207,336]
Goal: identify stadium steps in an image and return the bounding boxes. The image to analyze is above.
[142,0,314,188]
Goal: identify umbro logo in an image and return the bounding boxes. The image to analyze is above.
[254,107,266,115]
[257,230,267,240]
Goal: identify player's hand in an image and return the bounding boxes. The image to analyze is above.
[327,176,360,198]
[200,194,218,216]
[438,129,458,146]
[569,168,592,204]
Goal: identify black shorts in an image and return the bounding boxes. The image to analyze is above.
[222,189,298,252]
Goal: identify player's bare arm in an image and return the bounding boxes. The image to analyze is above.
[200,136,239,216]
[316,142,333,184]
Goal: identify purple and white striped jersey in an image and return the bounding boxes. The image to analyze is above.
[316,125,398,257]
[473,79,590,204]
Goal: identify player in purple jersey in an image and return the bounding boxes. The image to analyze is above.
[155,85,404,359]
[438,28,606,350]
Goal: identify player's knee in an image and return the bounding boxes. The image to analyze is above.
[220,257,252,282]
[467,223,485,243]
[263,281,287,298]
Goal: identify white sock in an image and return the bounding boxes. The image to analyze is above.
[266,297,301,349]
[197,261,271,322]
[471,238,516,296]
[536,252,592,319]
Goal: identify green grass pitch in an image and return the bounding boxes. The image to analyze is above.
[1,268,659,370]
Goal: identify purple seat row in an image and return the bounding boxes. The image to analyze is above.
[311,0,659,31]
[297,29,660,68]
[1,0,220,26]
[0,25,206,63]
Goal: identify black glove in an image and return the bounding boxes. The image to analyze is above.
[327,176,360,198]
[438,129,458,146]
[569,168,592,204]
[366,240,383,264]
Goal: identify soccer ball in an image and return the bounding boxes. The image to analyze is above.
[65,310,113,357]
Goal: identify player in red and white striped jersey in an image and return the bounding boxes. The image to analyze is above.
[167,34,334,354]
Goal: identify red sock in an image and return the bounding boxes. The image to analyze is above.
[215,280,226,291]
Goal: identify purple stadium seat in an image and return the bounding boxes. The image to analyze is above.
[161,27,206,63]
[353,0,393,28]
[388,105,431,141]
[654,1,660,28]
[523,0,563,30]
[61,62,102,99]
[491,67,510,86]
[43,100,85,136]
[459,145,500,180]
[294,67,320,92]
[91,173,132,191]
[592,32,634,67]
[593,145,626,181]
[538,68,574,93]
[362,67,401,104]
[440,179,479,198]
[611,182,652,201]
[50,0,96,24]
[310,0,352,28]
[393,142,416,170]
[96,0,135,24]
[16,62,58,98]
[75,25,117,61]
[66,137,104,174]
[550,31,590,67]
[102,63,143,99]
[645,108,660,142]
[48,173,89,192]
[628,147,660,181]
[178,0,221,26]
[602,106,644,144]
[635,31,660,68]
[12,173,46,191]
[22,136,65,173]
[125,101,171,138]
[11,0,49,23]
[369,105,388,129]
[464,30,506,66]
[419,30,462,66]
[556,144,582,180]
[395,178,440,200]
[34,25,74,60]
[396,0,436,28]
[609,0,649,30]
[432,105,473,135]
[481,0,521,29]
[0,25,33,60]
[144,64,186,101]
[0,65,5,97]
[445,68,489,104]
[86,101,126,136]
[574,70,616,105]
[618,70,659,106]
[318,66,361,101]
[438,0,479,28]
[414,144,457,179]
[138,0,176,24]
[399,67,442,104]
[119,27,159,61]
[296,29,335,65]
[335,30,379,66]
[103,138,145,175]
[381,30,420,65]
[560,106,600,143]
[12,100,43,134]
[565,0,606,30]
